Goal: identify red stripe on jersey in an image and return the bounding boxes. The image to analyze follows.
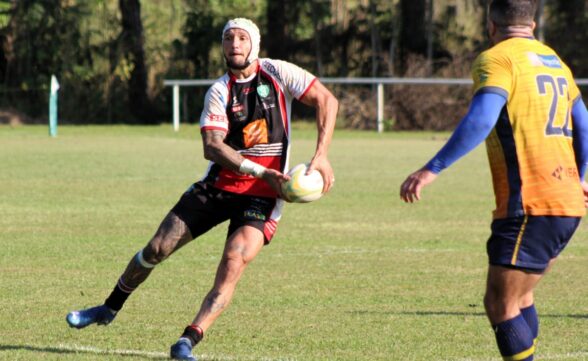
[299,77,317,101]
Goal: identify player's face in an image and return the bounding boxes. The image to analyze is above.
[223,29,252,70]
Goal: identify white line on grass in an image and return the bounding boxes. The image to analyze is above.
[450,351,588,361]
[56,343,296,361]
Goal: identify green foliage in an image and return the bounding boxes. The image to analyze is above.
[0,0,586,126]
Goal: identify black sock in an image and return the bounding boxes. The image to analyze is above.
[181,324,204,347]
[104,281,132,311]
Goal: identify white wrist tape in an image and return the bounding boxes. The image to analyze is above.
[239,159,266,178]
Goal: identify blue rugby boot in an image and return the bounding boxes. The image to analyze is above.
[66,304,116,329]
[170,338,197,361]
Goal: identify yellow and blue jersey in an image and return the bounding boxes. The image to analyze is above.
[471,37,585,219]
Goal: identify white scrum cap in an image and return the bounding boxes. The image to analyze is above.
[222,18,261,64]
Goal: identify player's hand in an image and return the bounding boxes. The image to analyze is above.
[400,168,438,203]
[261,168,290,199]
[582,181,588,208]
[308,155,334,194]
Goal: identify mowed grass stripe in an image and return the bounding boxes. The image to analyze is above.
[0,125,587,361]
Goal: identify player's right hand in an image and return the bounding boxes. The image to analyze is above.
[261,169,290,199]
[399,167,438,203]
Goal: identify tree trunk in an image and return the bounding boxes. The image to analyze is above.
[119,0,157,123]
[535,0,545,41]
[398,0,427,74]
[1,0,18,87]
[369,0,381,78]
[266,1,288,59]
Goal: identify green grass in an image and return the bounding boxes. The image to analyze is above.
[1,124,588,361]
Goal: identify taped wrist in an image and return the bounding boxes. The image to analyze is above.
[239,159,266,178]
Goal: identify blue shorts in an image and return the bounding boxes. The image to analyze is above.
[487,216,581,272]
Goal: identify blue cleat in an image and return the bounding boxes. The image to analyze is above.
[170,338,197,361]
[66,305,116,329]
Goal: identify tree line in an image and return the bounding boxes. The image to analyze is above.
[0,0,586,129]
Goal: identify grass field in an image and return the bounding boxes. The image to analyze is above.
[1,124,588,361]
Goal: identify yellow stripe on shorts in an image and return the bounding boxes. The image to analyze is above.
[510,215,529,266]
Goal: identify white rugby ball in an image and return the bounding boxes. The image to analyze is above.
[281,163,324,203]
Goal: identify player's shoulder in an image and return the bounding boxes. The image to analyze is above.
[259,58,309,79]
[206,74,231,94]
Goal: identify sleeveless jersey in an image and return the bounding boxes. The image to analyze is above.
[471,37,585,219]
[199,58,316,198]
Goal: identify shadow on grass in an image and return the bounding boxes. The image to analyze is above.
[349,310,588,319]
[0,344,169,360]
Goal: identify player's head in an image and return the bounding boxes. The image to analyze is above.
[488,0,537,28]
[222,18,260,70]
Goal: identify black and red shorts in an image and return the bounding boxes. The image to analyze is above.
[171,182,278,244]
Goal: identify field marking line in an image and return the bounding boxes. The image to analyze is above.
[55,343,296,361]
[450,351,588,361]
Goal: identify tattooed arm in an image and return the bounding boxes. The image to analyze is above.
[202,129,245,172]
[201,129,289,193]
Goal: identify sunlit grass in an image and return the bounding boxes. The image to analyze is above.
[1,125,587,361]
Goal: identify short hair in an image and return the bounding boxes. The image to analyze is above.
[489,0,537,27]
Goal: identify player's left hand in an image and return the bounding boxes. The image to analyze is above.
[400,168,438,203]
[308,155,334,194]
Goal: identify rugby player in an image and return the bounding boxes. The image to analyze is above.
[66,18,338,361]
[400,1,588,359]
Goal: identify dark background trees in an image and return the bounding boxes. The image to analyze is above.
[0,0,586,130]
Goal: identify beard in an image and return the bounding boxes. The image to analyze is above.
[225,56,250,70]
[225,58,250,70]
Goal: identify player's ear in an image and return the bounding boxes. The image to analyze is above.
[530,21,536,31]
[487,19,497,38]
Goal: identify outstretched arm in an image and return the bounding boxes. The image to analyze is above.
[299,80,339,194]
[571,98,588,207]
[572,98,588,181]
[400,92,506,203]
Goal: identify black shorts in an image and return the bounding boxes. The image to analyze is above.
[487,215,581,272]
[170,182,279,244]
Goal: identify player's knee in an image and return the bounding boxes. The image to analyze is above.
[222,252,247,273]
[136,247,164,267]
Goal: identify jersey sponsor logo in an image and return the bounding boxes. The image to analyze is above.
[257,84,270,98]
[232,104,244,112]
[243,118,269,148]
[243,209,266,221]
[552,165,579,181]
[528,52,562,69]
[209,114,228,122]
[263,62,283,82]
[262,102,276,110]
[242,87,255,95]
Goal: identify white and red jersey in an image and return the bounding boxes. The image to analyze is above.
[199,58,316,198]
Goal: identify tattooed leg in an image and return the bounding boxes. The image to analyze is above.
[191,225,265,331]
[119,212,193,289]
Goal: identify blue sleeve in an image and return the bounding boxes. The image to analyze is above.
[425,92,506,173]
[572,98,588,181]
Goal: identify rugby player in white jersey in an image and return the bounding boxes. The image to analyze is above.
[66,18,338,361]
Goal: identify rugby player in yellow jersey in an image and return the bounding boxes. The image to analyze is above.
[400,0,588,360]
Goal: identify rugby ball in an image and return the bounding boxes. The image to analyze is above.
[281,163,324,203]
